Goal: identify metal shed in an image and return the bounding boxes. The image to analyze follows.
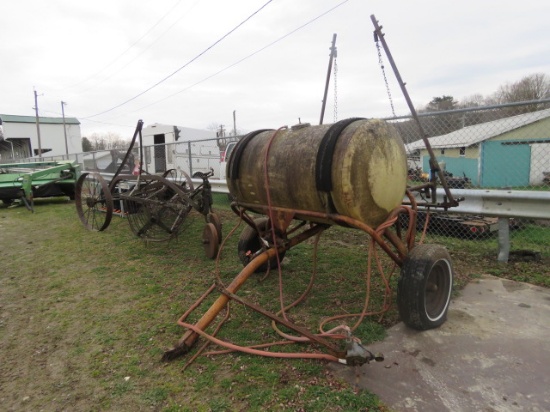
[0,114,81,159]
[406,108,550,187]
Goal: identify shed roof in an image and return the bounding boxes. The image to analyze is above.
[406,108,550,151]
[0,114,80,125]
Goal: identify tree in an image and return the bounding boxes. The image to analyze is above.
[419,96,460,136]
[458,94,485,109]
[81,136,93,152]
[206,122,222,133]
[492,73,550,104]
[426,95,458,112]
[87,132,129,151]
[411,72,550,138]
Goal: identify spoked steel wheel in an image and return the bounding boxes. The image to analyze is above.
[162,168,194,194]
[397,244,453,330]
[75,172,113,231]
[125,178,191,242]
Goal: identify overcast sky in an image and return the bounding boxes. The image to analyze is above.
[2,0,549,139]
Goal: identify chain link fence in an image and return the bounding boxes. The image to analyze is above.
[65,136,232,180]
[3,101,548,256]
[389,100,550,253]
[395,100,550,189]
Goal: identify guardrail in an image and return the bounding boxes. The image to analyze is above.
[203,181,550,221]
[417,188,549,262]
[426,188,550,220]
[90,171,548,262]
[91,170,550,221]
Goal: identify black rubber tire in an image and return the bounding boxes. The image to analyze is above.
[397,244,453,330]
[237,217,286,273]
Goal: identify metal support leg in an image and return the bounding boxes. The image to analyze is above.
[497,217,510,263]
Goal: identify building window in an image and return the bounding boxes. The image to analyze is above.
[459,147,466,156]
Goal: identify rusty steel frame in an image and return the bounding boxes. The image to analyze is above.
[232,201,417,267]
[371,14,460,211]
[162,222,330,360]
[164,194,420,361]
[165,18,462,363]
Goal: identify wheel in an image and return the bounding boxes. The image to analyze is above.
[75,172,113,231]
[207,212,222,244]
[125,178,191,242]
[237,217,286,273]
[181,171,194,193]
[162,169,194,194]
[397,244,453,330]
[203,223,219,259]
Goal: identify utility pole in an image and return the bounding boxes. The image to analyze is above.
[319,33,337,125]
[34,89,42,157]
[61,101,69,155]
[233,110,237,136]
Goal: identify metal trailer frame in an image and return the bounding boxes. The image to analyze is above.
[162,16,462,366]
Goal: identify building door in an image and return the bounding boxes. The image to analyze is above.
[153,134,166,173]
[481,141,530,187]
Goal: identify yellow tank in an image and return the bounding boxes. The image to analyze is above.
[227,118,407,228]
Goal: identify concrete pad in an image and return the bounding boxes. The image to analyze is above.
[328,275,550,411]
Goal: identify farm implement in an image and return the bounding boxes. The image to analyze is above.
[0,160,81,211]
[162,15,464,368]
[75,120,222,257]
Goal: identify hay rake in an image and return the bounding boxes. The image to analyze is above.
[75,120,222,258]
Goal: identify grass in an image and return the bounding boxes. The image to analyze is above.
[0,193,548,411]
[425,222,550,288]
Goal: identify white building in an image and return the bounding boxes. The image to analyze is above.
[141,123,221,177]
[0,114,81,160]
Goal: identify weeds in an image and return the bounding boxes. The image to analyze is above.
[1,195,548,411]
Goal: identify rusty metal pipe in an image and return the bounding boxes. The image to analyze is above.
[370,15,458,209]
[163,223,327,360]
[235,202,406,266]
[219,288,346,358]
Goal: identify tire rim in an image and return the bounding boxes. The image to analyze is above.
[425,259,452,322]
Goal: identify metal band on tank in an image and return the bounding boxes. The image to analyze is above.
[227,129,273,180]
[315,118,364,192]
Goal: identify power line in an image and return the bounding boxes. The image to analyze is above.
[84,0,275,119]
[132,0,351,112]
[76,0,203,94]
[40,109,135,130]
[62,0,184,91]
